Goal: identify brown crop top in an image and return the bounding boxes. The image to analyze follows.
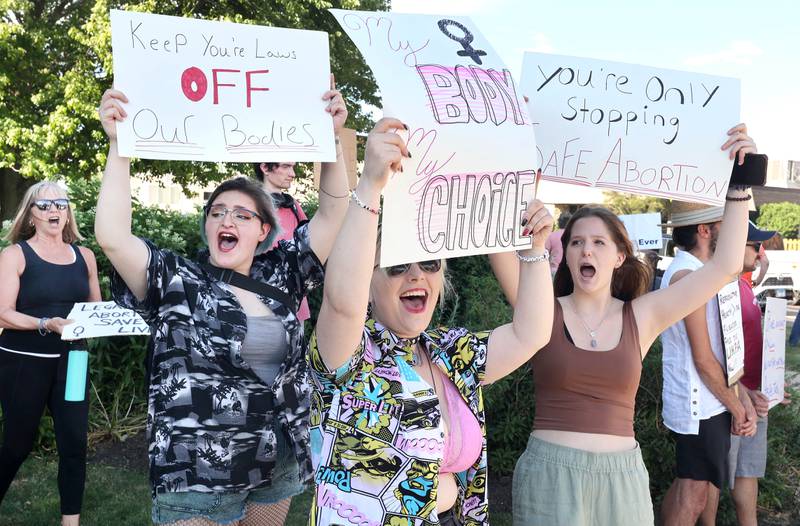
[531,299,643,437]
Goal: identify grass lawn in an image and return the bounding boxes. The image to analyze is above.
[786,337,800,372]
[0,456,513,525]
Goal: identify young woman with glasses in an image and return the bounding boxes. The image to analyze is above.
[0,182,102,526]
[306,119,555,525]
[95,86,349,526]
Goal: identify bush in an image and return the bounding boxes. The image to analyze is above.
[757,202,800,239]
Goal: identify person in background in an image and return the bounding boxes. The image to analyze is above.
[96,84,348,526]
[0,182,102,526]
[308,118,555,525]
[545,211,570,275]
[253,160,312,321]
[659,200,760,526]
[727,222,791,526]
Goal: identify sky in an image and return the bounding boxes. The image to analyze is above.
[391,0,800,161]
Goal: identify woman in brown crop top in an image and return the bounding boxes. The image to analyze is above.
[489,124,758,526]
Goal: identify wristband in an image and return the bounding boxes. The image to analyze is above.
[38,317,51,336]
[516,249,549,264]
[351,190,381,215]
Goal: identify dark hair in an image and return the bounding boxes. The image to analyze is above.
[252,162,279,182]
[553,207,651,302]
[557,212,571,230]
[671,225,701,251]
[202,177,280,253]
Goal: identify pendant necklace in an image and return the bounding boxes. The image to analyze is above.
[569,296,612,348]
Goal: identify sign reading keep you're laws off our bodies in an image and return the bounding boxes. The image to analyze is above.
[110,10,335,162]
[521,53,741,205]
[330,10,538,266]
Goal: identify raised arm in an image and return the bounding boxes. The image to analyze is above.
[308,77,350,264]
[94,89,149,301]
[633,123,756,348]
[484,200,555,384]
[315,118,409,372]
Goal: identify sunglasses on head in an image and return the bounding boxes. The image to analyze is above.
[376,260,442,277]
[31,198,69,211]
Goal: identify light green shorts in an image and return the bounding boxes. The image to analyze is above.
[512,434,654,526]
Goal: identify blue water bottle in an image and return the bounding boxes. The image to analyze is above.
[65,340,89,402]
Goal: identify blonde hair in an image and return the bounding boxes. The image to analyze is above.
[4,181,82,244]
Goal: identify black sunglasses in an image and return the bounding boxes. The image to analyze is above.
[747,242,762,252]
[375,260,442,277]
[31,198,69,211]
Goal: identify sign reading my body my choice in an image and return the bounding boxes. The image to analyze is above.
[521,53,740,205]
[110,10,334,162]
[330,10,538,266]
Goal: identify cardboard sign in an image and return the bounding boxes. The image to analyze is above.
[110,9,334,162]
[717,281,745,386]
[61,302,150,341]
[330,9,538,266]
[618,212,662,251]
[761,297,787,409]
[521,53,740,205]
[313,127,359,189]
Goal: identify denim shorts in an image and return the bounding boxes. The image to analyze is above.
[152,427,303,524]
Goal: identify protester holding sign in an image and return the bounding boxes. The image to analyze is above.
[95,84,348,525]
[308,119,554,526]
[491,125,755,526]
[726,223,791,526]
[0,182,101,526]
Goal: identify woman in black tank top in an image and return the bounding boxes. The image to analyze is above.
[0,181,101,525]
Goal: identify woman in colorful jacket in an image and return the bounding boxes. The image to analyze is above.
[307,118,555,525]
[96,86,348,526]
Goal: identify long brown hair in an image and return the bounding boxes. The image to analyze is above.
[4,181,82,244]
[553,207,651,301]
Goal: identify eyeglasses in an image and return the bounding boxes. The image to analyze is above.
[747,242,762,252]
[375,260,442,277]
[206,205,263,224]
[31,199,69,211]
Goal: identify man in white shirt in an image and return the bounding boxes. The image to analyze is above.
[659,202,757,526]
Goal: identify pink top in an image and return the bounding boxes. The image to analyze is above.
[438,368,482,474]
[271,199,310,321]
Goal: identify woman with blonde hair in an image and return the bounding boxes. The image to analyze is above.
[0,181,101,526]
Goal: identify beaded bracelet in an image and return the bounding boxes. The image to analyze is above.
[516,249,549,264]
[351,190,381,215]
[725,193,752,202]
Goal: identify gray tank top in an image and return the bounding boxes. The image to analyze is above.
[241,315,290,386]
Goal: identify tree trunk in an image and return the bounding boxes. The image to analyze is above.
[0,168,35,221]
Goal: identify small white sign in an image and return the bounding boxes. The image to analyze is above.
[761,297,787,409]
[110,9,334,162]
[61,302,150,341]
[521,52,740,205]
[717,281,745,386]
[618,212,662,251]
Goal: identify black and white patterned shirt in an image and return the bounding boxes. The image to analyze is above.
[112,223,323,495]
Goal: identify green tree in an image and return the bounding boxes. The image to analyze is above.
[0,0,387,219]
[603,191,668,221]
[757,201,800,239]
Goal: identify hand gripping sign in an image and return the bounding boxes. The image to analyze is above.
[110,10,334,162]
[61,302,150,341]
[521,53,741,205]
[330,9,538,266]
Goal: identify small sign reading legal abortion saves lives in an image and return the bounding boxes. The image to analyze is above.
[717,281,745,386]
[521,53,740,205]
[110,10,334,162]
[61,302,150,341]
[330,10,538,266]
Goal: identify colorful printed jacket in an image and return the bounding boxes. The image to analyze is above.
[112,223,323,495]
[307,319,491,526]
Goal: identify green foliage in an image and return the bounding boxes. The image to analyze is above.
[0,0,388,193]
[603,191,668,221]
[757,202,800,239]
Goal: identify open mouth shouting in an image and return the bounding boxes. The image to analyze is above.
[399,288,429,314]
[579,263,597,280]
[47,216,61,226]
[218,231,239,253]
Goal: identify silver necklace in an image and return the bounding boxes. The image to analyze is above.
[568,296,612,348]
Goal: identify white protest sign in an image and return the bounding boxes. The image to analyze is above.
[61,302,150,341]
[762,297,787,409]
[717,281,745,385]
[330,10,538,266]
[618,212,662,251]
[521,53,740,205]
[110,10,334,162]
